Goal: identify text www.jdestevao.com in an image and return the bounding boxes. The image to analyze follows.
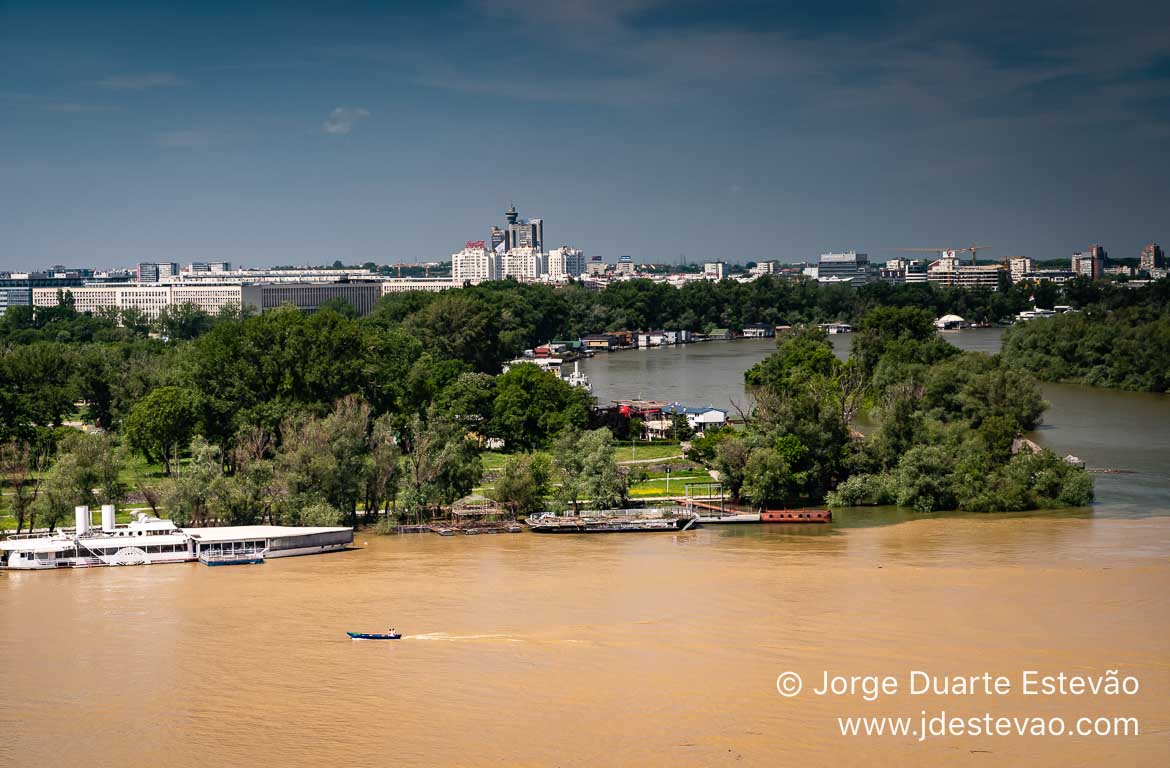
[838,712,1138,741]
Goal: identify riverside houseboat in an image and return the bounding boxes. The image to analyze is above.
[1,505,353,570]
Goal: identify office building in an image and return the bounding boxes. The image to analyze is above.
[615,255,636,276]
[499,203,543,253]
[136,262,179,283]
[32,281,382,319]
[816,252,868,286]
[927,259,1004,290]
[381,278,459,294]
[703,261,727,280]
[586,255,608,276]
[489,226,507,254]
[547,247,586,280]
[451,241,497,284]
[1071,245,1106,279]
[1140,243,1164,273]
[136,262,159,283]
[255,282,381,315]
[500,246,544,280]
[1008,257,1033,283]
[0,272,85,315]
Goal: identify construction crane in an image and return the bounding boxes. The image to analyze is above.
[892,244,993,266]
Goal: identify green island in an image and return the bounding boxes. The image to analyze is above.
[5,275,1166,531]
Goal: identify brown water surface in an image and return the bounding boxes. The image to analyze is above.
[2,518,1168,767]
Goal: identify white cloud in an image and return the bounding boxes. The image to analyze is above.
[96,72,183,90]
[322,107,370,134]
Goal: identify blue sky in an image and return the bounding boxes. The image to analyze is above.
[2,0,1168,270]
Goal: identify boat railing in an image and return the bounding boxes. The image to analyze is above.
[198,548,267,563]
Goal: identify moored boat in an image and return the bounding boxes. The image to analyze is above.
[2,505,353,570]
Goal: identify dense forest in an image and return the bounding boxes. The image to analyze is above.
[3,273,1155,530]
[1001,280,1170,392]
[725,310,1092,512]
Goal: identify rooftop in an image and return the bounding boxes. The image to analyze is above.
[182,525,352,542]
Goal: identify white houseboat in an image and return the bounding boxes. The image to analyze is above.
[1,505,353,570]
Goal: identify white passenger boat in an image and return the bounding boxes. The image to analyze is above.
[1,505,353,570]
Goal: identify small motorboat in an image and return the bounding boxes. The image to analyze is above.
[347,630,402,640]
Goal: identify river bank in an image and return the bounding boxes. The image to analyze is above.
[578,329,1170,522]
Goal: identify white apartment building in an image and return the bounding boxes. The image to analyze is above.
[547,247,584,280]
[451,243,498,284]
[547,246,586,280]
[1008,257,1033,283]
[926,258,1004,290]
[703,261,726,280]
[500,246,544,280]
[750,261,777,276]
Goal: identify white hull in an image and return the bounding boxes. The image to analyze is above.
[2,510,353,570]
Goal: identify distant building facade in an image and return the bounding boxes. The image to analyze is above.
[0,272,85,315]
[703,261,726,280]
[927,257,1003,290]
[615,255,636,276]
[817,252,868,286]
[1008,256,1033,283]
[1140,243,1164,273]
[499,246,544,280]
[451,241,497,284]
[586,255,608,276]
[381,278,458,294]
[1071,244,1107,279]
[547,246,586,280]
[33,281,382,319]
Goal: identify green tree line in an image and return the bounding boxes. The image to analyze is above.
[695,308,1093,513]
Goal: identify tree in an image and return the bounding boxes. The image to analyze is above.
[895,445,957,513]
[275,395,371,524]
[164,437,222,526]
[398,414,483,519]
[493,453,551,516]
[32,432,124,531]
[489,363,592,449]
[713,435,750,502]
[364,413,401,519]
[155,303,213,340]
[123,386,202,474]
[553,428,628,512]
[0,439,49,533]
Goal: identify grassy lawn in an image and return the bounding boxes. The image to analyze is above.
[628,475,711,497]
[614,442,685,462]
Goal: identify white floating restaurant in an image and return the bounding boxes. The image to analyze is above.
[1,505,353,570]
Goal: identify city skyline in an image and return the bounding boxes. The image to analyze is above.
[3,1,1169,271]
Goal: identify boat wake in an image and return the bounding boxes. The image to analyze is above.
[406,632,522,642]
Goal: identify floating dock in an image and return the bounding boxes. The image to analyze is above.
[525,513,698,534]
[677,486,832,524]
